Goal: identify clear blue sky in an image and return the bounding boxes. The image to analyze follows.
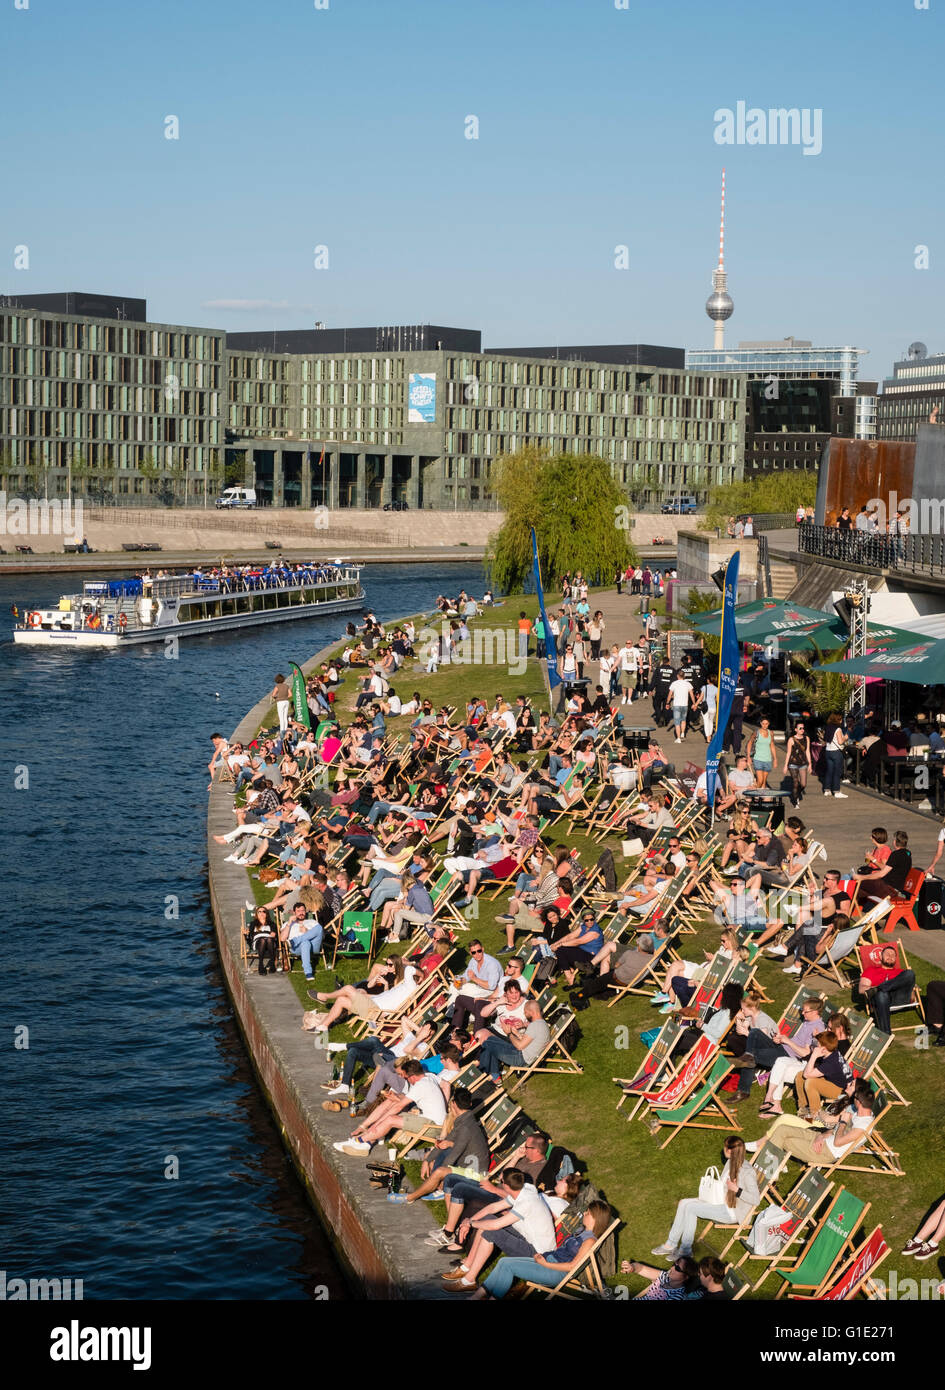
[1,0,942,380]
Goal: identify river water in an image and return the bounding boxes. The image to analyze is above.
[0,561,483,1300]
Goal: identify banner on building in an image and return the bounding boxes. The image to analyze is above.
[407,373,437,423]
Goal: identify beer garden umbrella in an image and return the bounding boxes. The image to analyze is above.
[817,637,945,685]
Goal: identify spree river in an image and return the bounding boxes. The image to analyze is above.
[0,561,483,1300]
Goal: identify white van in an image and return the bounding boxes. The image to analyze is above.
[215,487,257,509]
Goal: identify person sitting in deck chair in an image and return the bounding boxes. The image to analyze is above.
[439,1169,558,1294]
[856,944,916,1034]
[332,1058,447,1157]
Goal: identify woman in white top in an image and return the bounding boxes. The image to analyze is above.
[308,957,420,1030]
[651,1137,761,1259]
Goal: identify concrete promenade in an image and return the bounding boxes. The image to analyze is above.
[593,581,945,975]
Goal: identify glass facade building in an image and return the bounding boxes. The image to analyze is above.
[0,300,745,508]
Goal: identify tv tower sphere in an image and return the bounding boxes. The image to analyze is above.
[706,170,733,348]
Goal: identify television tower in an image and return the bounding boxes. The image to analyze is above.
[705,169,734,349]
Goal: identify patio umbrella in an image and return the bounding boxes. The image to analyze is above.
[689,600,834,638]
[818,637,945,685]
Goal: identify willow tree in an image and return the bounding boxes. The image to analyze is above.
[486,448,637,592]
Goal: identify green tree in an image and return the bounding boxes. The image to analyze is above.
[683,588,721,659]
[700,472,817,534]
[486,449,637,592]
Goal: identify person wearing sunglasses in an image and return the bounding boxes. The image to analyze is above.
[621,1254,700,1301]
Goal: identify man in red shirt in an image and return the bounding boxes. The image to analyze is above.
[857,945,915,1033]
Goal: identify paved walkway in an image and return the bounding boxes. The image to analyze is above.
[584,582,945,975]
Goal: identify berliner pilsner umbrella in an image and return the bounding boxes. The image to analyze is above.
[690,601,840,641]
[818,637,945,684]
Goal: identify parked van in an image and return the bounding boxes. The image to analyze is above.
[660,495,698,515]
[215,487,257,509]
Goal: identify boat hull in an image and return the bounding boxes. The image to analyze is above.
[13,592,364,648]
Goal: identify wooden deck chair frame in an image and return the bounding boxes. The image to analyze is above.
[605,928,676,1007]
[698,1141,790,1257]
[521,1218,623,1300]
[772,1189,870,1299]
[506,1007,583,1094]
[802,918,875,990]
[856,939,926,1033]
[793,1226,891,1302]
[817,1091,904,1178]
[613,1018,686,1122]
[844,1021,907,1109]
[648,1054,741,1149]
[733,1167,834,1292]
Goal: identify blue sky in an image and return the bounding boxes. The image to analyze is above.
[1,0,942,379]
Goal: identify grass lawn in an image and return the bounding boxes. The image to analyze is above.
[243,592,945,1296]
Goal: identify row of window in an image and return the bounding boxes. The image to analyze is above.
[4,381,220,416]
[1,348,221,390]
[1,314,222,360]
[446,357,740,397]
[4,440,218,469]
[3,408,220,445]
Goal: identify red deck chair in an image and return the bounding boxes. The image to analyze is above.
[880,867,924,933]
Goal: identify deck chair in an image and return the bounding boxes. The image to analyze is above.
[773,1187,869,1299]
[520,1218,623,1299]
[613,1018,686,1122]
[793,1226,891,1301]
[844,1022,907,1108]
[720,1265,750,1300]
[635,1033,720,1119]
[855,940,925,1033]
[506,1007,583,1094]
[605,930,676,1007]
[480,1093,524,1158]
[818,1089,904,1178]
[733,1167,834,1292]
[647,1054,741,1149]
[803,918,874,989]
[698,1141,790,1256]
[329,908,376,967]
[880,867,925,932]
[239,907,258,971]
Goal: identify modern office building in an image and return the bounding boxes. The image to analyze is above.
[0,296,745,508]
[686,337,870,478]
[876,344,945,440]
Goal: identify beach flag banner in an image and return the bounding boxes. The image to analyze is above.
[289,662,311,729]
[531,527,562,694]
[705,550,740,814]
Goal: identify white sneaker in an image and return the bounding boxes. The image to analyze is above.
[767,944,788,957]
[833,791,848,799]
[782,963,802,974]
[823,791,832,798]
[326,1084,349,1097]
[325,1042,348,1053]
[674,738,681,745]
[224,853,244,864]
[744,1140,760,1154]
[650,1243,679,1259]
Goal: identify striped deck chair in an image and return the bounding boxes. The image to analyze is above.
[613,1017,686,1121]
[698,1140,790,1256]
[844,1021,907,1108]
[733,1167,834,1292]
[635,1032,720,1121]
[856,939,925,1033]
[647,1054,741,1149]
[772,1188,870,1299]
[802,917,876,990]
[797,1226,890,1301]
[506,1006,583,1094]
[521,1218,623,1300]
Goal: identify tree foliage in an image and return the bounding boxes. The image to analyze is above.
[486,449,637,593]
[788,646,852,720]
[700,471,817,534]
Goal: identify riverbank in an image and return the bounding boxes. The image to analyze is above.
[207,626,461,1298]
[0,546,486,576]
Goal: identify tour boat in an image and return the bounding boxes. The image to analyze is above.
[13,559,365,648]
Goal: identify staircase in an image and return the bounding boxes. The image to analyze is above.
[768,560,797,599]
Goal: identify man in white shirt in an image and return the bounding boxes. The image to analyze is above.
[716,755,754,813]
[441,1169,557,1292]
[666,670,694,742]
[619,642,639,706]
[334,1059,447,1156]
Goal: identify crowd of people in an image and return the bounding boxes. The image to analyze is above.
[205,575,944,1300]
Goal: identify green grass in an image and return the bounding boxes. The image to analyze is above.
[243,594,945,1296]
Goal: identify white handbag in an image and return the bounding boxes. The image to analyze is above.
[698,1165,726,1206]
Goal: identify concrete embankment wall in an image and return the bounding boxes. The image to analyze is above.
[4,504,691,553]
[206,640,448,1299]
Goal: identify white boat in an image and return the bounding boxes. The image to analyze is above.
[13,559,365,648]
